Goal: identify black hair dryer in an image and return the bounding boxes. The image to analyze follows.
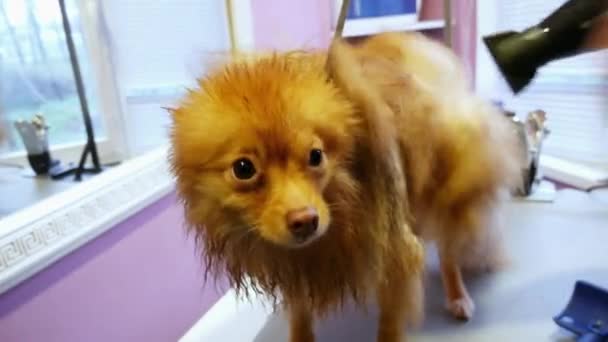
[483,0,608,94]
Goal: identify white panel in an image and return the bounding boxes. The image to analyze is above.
[98,0,231,154]
[124,102,172,155]
[101,0,230,89]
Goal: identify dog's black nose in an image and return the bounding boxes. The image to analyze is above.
[286,207,319,241]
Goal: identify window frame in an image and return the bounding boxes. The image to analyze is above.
[475,0,503,99]
[0,0,128,166]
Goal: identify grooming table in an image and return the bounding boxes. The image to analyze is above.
[181,189,608,342]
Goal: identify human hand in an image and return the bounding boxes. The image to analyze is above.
[583,13,608,50]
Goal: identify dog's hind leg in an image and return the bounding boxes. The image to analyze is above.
[437,213,477,321]
[439,254,475,320]
[438,200,507,320]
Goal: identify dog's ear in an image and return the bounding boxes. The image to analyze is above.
[163,106,177,116]
[164,85,202,118]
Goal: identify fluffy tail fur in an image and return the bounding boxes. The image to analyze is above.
[327,38,425,325]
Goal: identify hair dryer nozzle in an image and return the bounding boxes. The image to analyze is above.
[482,0,607,94]
[483,31,537,93]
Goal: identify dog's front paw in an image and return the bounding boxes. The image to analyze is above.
[290,334,314,342]
[377,329,404,342]
[446,295,475,321]
[290,329,315,342]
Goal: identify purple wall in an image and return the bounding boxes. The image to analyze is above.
[0,193,226,342]
[252,0,332,50]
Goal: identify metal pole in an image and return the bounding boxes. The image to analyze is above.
[57,0,101,178]
[333,0,351,40]
[443,0,452,47]
[225,0,238,57]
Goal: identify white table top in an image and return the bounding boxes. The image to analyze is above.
[181,189,608,342]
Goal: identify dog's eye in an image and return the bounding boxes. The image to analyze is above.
[309,149,323,167]
[232,158,256,180]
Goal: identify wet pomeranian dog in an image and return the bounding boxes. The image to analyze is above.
[170,32,520,341]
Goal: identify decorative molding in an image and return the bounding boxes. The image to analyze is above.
[0,146,174,295]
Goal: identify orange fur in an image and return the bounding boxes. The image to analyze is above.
[332,33,521,320]
[170,33,520,341]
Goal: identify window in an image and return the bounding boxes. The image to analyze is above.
[0,0,232,218]
[477,0,608,166]
[0,0,231,162]
[0,0,104,156]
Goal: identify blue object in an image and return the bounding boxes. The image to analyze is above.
[554,281,608,342]
[346,0,417,19]
[346,0,376,18]
[376,0,417,16]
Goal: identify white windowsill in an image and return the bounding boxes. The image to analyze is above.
[0,138,122,168]
[336,18,445,37]
[540,155,608,190]
[0,145,174,295]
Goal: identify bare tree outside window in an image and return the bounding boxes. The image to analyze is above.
[0,0,104,155]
